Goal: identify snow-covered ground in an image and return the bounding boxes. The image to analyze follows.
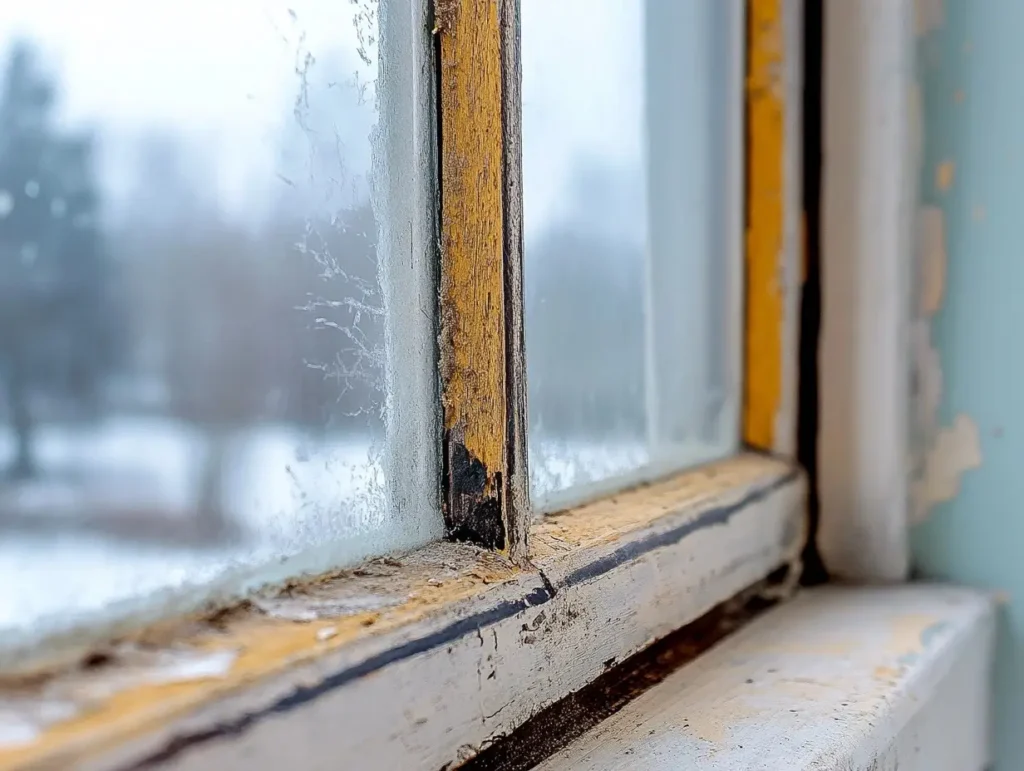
[0,417,390,637]
[0,417,723,646]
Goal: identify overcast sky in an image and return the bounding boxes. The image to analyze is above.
[0,0,643,236]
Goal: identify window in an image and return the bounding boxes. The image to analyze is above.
[0,0,441,656]
[0,0,810,768]
[522,0,743,508]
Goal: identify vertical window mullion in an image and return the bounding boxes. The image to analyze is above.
[436,0,529,561]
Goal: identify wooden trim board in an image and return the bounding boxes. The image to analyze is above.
[0,455,804,771]
[436,0,529,559]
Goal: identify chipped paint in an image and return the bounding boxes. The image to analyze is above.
[0,647,236,750]
[533,587,995,771]
[911,206,982,522]
[918,205,947,316]
[915,0,945,37]
[912,414,983,522]
[935,160,955,191]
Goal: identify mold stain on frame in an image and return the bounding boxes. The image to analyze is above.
[435,0,529,561]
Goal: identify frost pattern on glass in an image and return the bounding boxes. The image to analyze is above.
[0,0,442,650]
[522,0,742,508]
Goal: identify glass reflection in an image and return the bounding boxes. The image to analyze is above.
[522,0,742,507]
[0,0,439,642]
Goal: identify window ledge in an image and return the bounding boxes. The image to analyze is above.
[0,454,803,771]
[535,585,996,771]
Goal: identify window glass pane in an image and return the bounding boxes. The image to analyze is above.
[0,0,442,653]
[522,0,743,508]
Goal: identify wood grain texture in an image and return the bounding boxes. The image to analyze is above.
[437,0,527,559]
[744,0,787,451]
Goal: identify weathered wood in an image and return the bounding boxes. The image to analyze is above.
[0,455,804,771]
[535,586,994,771]
[437,0,528,560]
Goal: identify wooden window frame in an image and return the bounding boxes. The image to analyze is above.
[0,1,809,769]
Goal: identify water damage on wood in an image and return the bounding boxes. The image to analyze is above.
[445,429,507,550]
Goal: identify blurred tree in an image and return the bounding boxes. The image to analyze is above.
[0,40,122,479]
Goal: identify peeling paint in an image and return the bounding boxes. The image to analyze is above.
[0,701,75,749]
[911,206,982,523]
[915,0,945,37]
[0,647,235,750]
[918,205,947,316]
[912,415,983,523]
[935,160,955,192]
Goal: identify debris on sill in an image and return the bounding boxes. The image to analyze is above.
[253,594,406,622]
[0,646,237,749]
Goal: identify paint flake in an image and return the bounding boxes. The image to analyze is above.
[911,207,981,523]
[912,414,983,523]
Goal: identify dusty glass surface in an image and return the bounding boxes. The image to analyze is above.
[0,0,442,652]
[522,0,743,508]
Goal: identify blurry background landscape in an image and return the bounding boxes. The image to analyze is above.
[0,0,715,640]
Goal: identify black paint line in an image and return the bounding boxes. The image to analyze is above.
[126,586,554,770]
[563,469,800,588]
[124,471,799,769]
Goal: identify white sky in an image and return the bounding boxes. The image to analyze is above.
[0,0,642,236]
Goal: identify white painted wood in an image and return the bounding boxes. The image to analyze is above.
[536,585,995,771]
[85,466,806,771]
[819,0,918,581]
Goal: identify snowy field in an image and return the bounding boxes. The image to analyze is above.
[0,417,719,644]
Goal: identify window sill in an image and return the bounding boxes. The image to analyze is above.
[535,585,996,771]
[0,453,803,771]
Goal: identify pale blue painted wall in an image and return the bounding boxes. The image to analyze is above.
[912,2,1024,767]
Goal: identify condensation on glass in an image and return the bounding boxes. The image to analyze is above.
[0,0,441,652]
[522,0,744,508]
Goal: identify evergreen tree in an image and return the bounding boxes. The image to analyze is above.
[0,40,122,479]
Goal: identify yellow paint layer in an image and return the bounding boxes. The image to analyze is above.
[744,0,786,451]
[438,0,507,484]
[0,545,522,770]
[531,454,792,561]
